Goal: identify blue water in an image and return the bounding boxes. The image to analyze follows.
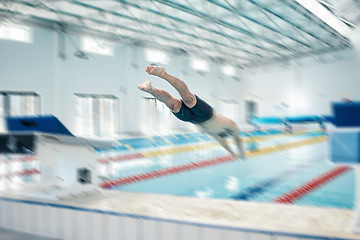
[104,132,355,210]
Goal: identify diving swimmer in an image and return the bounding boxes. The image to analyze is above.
[138,66,245,159]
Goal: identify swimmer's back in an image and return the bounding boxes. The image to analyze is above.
[196,112,237,135]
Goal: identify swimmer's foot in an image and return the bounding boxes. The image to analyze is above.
[138,81,152,92]
[146,66,166,78]
[232,153,246,161]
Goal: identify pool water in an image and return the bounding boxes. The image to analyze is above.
[101,130,355,210]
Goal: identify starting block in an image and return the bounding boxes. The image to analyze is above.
[330,102,360,164]
[1,115,111,201]
[330,128,360,164]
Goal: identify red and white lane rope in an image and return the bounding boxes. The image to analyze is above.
[100,155,234,189]
[273,165,352,204]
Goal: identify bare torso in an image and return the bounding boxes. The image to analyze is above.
[196,112,236,136]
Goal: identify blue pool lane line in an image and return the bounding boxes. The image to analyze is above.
[232,164,310,200]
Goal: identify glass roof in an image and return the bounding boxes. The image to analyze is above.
[0,0,358,68]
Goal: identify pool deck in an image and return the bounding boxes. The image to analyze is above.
[1,189,359,239]
[69,191,360,239]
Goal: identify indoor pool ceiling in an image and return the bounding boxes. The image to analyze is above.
[0,0,360,68]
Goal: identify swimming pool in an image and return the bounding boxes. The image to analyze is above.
[0,127,357,240]
[98,128,355,210]
[0,127,354,209]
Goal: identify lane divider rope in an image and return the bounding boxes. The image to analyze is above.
[99,155,234,189]
[0,130,324,165]
[0,168,41,180]
[273,165,352,204]
[99,135,328,189]
[99,132,326,163]
[0,136,328,187]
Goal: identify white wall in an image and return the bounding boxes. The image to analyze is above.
[0,25,245,137]
[1,25,360,137]
[243,50,360,118]
[0,28,55,116]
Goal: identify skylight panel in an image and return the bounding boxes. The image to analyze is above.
[294,0,352,38]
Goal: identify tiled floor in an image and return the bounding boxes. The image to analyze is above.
[0,228,61,240]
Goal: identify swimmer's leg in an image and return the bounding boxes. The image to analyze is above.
[211,133,239,159]
[232,131,246,159]
[138,81,182,113]
[146,66,197,108]
[229,123,246,159]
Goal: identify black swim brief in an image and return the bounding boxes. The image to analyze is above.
[172,95,214,124]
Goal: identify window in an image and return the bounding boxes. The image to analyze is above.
[220,99,240,123]
[191,58,208,72]
[222,64,236,77]
[74,94,119,138]
[245,100,258,124]
[0,92,40,132]
[0,24,32,43]
[81,37,114,56]
[145,48,169,65]
[142,97,172,134]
